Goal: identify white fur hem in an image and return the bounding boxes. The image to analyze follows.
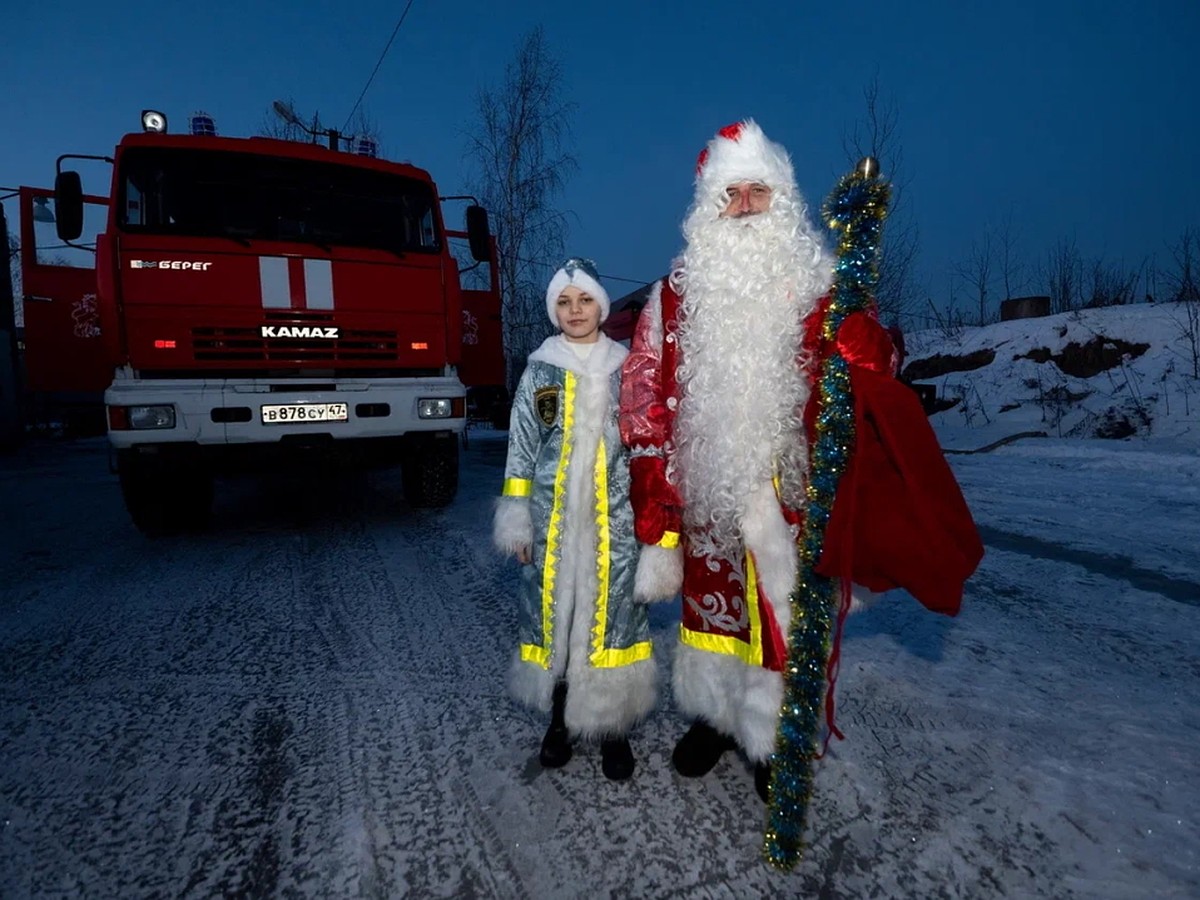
[564,657,657,740]
[493,497,532,557]
[508,650,658,740]
[633,544,683,602]
[671,642,783,764]
[508,649,555,713]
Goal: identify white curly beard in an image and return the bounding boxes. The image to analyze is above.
[669,191,832,554]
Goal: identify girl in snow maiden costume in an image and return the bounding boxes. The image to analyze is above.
[493,258,656,781]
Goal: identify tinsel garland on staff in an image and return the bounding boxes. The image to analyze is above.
[763,157,891,870]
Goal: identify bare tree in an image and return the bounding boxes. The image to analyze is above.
[1041,238,1084,314]
[464,27,576,386]
[1164,227,1200,304]
[996,211,1025,301]
[954,232,994,325]
[842,75,920,328]
[6,230,21,328]
[1085,256,1142,308]
[1163,228,1200,378]
[1171,301,1200,379]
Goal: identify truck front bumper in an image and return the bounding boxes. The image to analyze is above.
[104,375,465,450]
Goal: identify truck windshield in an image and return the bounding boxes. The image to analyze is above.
[117,147,441,254]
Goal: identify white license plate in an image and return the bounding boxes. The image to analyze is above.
[261,402,349,424]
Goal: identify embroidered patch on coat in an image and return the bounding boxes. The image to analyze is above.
[534,386,560,426]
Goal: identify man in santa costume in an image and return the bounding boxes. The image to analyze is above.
[619,120,981,801]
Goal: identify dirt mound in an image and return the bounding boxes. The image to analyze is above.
[903,348,995,381]
[1015,336,1149,378]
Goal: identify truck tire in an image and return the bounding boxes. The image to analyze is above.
[118,452,213,537]
[490,405,510,431]
[402,435,459,508]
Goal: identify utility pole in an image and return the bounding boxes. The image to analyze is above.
[272,100,343,150]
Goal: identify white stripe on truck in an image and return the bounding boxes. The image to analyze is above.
[259,257,291,309]
[304,259,334,310]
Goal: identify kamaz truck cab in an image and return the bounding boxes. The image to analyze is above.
[44,109,499,534]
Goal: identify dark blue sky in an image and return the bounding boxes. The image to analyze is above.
[5,1,1198,322]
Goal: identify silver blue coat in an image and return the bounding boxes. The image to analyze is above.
[493,334,656,738]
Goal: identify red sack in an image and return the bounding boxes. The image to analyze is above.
[817,365,983,616]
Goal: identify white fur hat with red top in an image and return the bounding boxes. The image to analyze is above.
[694,119,796,206]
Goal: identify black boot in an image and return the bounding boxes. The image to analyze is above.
[600,737,635,781]
[754,762,771,803]
[671,720,737,777]
[539,682,572,768]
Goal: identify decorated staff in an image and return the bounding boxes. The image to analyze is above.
[763,154,984,868]
[763,156,892,869]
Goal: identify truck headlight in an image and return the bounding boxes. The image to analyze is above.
[128,405,176,429]
[417,398,464,419]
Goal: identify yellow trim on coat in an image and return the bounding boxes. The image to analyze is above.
[587,442,653,668]
[519,643,548,665]
[678,552,763,667]
[530,371,575,669]
[590,440,612,664]
[656,530,680,549]
[593,640,654,667]
[503,477,532,497]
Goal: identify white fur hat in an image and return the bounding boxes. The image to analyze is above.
[694,119,796,205]
[546,257,610,326]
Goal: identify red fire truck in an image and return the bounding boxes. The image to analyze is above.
[20,110,504,534]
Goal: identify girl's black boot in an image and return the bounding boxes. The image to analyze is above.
[600,737,635,781]
[539,682,572,768]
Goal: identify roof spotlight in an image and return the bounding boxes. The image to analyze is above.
[141,109,168,133]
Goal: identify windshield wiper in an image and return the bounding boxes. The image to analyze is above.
[292,234,334,254]
[219,230,252,247]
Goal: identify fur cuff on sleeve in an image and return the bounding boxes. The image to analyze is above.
[493,497,533,557]
[634,543,683,603]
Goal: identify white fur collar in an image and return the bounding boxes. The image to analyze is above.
[528,333,628,377]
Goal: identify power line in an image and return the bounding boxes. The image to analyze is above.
[455,244,655,287]
[508,253,655,288]
[341,0,417,133]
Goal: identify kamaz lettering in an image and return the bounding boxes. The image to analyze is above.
[260,325,340,339]
[129,259,213,270]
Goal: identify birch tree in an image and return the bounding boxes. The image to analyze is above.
[464,26,576,387]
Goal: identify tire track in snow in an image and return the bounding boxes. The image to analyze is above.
[977,525,1200,606]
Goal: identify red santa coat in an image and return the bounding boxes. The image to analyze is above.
[619,277,982,760]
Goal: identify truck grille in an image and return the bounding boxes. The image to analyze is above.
[191,326,399,362]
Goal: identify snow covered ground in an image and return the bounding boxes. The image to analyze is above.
[0,423,1196,898]
[908,301,1200,446]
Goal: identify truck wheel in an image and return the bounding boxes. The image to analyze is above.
[402,436,459,508]
[119,452,213,537]
[490,406,510,431]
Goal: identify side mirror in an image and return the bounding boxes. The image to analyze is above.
[54,171,84,242]
[465,205,491,263]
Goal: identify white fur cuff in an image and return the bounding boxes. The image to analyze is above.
[633,544,683,603]
[493,497,533,557]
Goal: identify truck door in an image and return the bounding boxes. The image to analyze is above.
[18,186,111,431]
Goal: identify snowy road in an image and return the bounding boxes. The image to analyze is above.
[1,432,1196,898]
